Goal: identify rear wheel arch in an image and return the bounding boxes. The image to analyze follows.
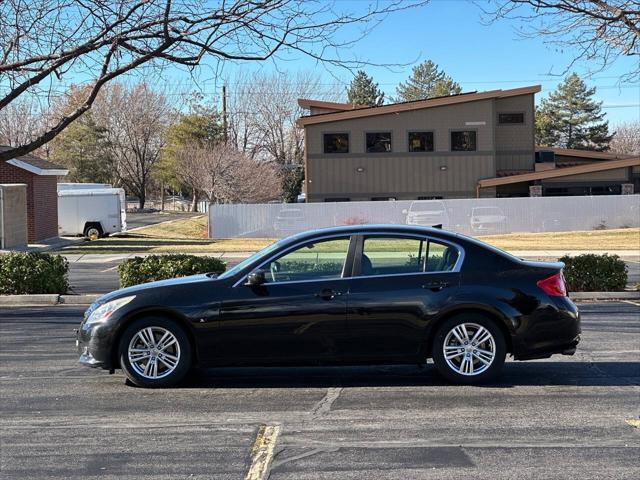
[424,307,513,358]
[83,222,104,237]
[111,308,198,369]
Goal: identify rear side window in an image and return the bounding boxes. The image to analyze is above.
[360,237,427,276]
[426,240,460,272]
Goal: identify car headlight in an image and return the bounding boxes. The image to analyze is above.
[85,296,135,326]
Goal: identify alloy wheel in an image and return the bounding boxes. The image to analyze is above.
[127,327,181,380]
[442,322,496,376]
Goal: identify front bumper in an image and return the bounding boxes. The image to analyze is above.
[76,321,115,370]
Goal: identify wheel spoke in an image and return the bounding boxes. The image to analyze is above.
[475,331,492,346]
[451,326,466,344]
[158,338,177,352]
[470,326,486,344]
[446,351,465,360]
[128,326,180,380]
[158,355,177,370]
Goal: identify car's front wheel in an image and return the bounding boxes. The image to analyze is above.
[118,317,192,388]
[431,314,506,384]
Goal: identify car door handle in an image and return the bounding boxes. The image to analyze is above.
[422,281,450,291]
[315,289,343,300]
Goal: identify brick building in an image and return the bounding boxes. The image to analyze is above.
[0,146,68,242]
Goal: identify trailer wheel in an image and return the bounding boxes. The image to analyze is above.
[83,222,104,239]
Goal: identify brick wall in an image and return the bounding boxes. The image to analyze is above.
[0,162,59,242]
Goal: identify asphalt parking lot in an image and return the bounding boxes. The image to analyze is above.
[1,302,638,479]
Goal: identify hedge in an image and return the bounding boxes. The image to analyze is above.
[118,254,226,288]
[559,254,627,292]
[0,252,69,294]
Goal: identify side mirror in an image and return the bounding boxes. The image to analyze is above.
[245,269,266,286]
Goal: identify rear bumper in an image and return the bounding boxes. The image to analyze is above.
[512,297,582,360]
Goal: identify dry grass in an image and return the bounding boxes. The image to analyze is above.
[478,228,640,251]
[55,222,640,255]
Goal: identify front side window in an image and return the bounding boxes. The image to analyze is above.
[323,133,349,154]
[366,132,392,153]
[408,132,434,152]
[360,237,427,276]
[426,240,460,272]
[262,237,351,283]
[451,131,477,151]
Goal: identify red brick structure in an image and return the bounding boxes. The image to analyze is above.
[0,147,68,242]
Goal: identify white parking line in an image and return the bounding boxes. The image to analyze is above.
[245,424,281,480]
[100,265,120,273]
[621,300,640,307]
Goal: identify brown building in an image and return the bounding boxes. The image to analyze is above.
[0,146,68,242]
[297,86,639,202]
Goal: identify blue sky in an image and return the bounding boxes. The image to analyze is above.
[164,0,639,125]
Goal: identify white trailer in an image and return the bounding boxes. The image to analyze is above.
[57,186,127,237]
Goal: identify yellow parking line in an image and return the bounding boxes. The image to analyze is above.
[245,424,281,480]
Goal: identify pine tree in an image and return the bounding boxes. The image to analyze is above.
[394,60,461,102]
[536,73,613,151]
[346,70,384,106]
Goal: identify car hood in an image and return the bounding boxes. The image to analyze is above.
[92,273,217,306]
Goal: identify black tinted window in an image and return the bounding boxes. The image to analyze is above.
[408,132,434,152]
[426,241,460,272]
[498,113,524,124]
[324,133,349,154]
[451,131,477,151]
[366,132,392,153]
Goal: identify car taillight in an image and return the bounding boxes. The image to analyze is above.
[536,272,567,297]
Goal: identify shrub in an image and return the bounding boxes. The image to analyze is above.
[559,254,627,292]
[118,254,226,288]
[0,252,69,294]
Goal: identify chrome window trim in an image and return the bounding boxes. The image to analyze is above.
[233,231,465,287]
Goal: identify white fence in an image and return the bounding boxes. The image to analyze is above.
[208,195,640,239]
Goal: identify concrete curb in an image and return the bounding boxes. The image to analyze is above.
[0,294,60,305]
[570,291,640,300]
[59,294,101,305]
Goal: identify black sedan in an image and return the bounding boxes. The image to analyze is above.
[77,225,580,387]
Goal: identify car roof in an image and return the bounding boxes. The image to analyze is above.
[283,224,459,243]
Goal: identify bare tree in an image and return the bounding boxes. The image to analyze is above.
[0,0,428,162]
[176,142,281,204]
[610,121,640,155]
[93,83,172,209]
[482,1,640,81]
[0,98,51,155]
[227,71,341,165]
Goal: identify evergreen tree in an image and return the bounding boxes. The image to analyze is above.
[536,73,613,151]
[158,98,224,192]
[49,115,115,184]
[346,70,384,106]
[394,60,461,102]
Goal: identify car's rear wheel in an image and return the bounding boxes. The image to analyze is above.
[431,314,506,384]
[118,317,192,388]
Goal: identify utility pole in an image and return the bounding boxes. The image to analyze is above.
[221,85,228,144]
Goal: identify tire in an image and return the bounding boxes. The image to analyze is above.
[83,223,103,239]
[431,314,506,384]
[118,316,192,388]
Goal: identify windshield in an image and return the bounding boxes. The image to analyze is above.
[217,239,285,279]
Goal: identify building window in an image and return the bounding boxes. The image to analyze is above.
[323,133,349,154]
[417,196,443,200]
[366,132,392,153]
[371,197,397,201]
[408,132,434,152]
[451,130,477,151]
[498,113,524,124]
[324,197,350,202]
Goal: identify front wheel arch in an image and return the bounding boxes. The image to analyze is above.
[111,308,198,370]
[424,307,513,358]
